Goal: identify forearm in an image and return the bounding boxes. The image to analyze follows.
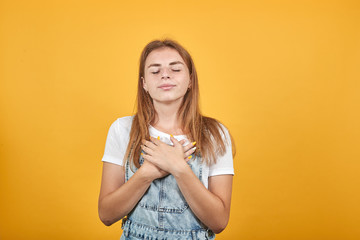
[172,164,231,233]
[98,168,152,226]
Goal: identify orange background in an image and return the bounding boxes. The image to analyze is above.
[1,0,359,239]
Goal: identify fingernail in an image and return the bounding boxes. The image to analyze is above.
[192,141,196,145]
[170,134,174,137]
[157,136,160,140]
[188,155,192,159]
[192,147,197,150]
[141,153,143,155]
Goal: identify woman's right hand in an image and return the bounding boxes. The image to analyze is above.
[140,159,169,181]
[140,139,196,181]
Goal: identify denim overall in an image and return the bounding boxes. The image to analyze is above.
[120,149,215,240]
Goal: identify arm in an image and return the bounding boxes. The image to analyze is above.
[98,161,166,226]
[173,166,233,233]
[98,140,196,226]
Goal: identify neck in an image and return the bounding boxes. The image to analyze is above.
[151,98,184,135]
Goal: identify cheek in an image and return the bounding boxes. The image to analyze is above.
[144,75,156,88]
[181,76,191,88]
[147,83,160,96]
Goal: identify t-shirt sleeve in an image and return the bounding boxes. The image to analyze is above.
[208,123,234,176]
[101,116,132,166]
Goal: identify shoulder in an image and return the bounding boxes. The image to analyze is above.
[116,115,135,126]
[102,116,134,166]
[110,115,134,131]
[218,122,231,143]
[105,115,135,141]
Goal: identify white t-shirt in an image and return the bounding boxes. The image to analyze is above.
[101,116,234,188]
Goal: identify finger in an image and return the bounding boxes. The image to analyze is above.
[142,139,157,150]
[170,136,180,147]
[141,152,156,164]
[184,146,196,157]
[183,142,195,152]
[141,144,155,156]
[150,136,162,146]
[179,139,186,145]
[185,154,193,162]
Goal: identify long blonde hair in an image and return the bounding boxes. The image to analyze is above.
[124,38,236,168]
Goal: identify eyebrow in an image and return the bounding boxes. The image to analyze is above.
[147,61,184,68]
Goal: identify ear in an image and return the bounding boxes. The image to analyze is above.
[141,77,148,92]
[188,74,192,89]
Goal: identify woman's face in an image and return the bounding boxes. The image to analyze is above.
[142,47,191,105]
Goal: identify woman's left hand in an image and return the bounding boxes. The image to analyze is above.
[141,136,188,174]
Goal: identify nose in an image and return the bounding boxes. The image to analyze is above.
[161,68,171,79]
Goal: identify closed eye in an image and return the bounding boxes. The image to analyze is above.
[151,69,180,74]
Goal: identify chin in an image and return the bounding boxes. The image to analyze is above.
[153,95,184,104]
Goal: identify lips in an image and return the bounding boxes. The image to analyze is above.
[158,84,176,90]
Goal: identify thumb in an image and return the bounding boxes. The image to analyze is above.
[170,136,180,147]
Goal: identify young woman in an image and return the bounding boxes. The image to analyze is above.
[98,38,236,240]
